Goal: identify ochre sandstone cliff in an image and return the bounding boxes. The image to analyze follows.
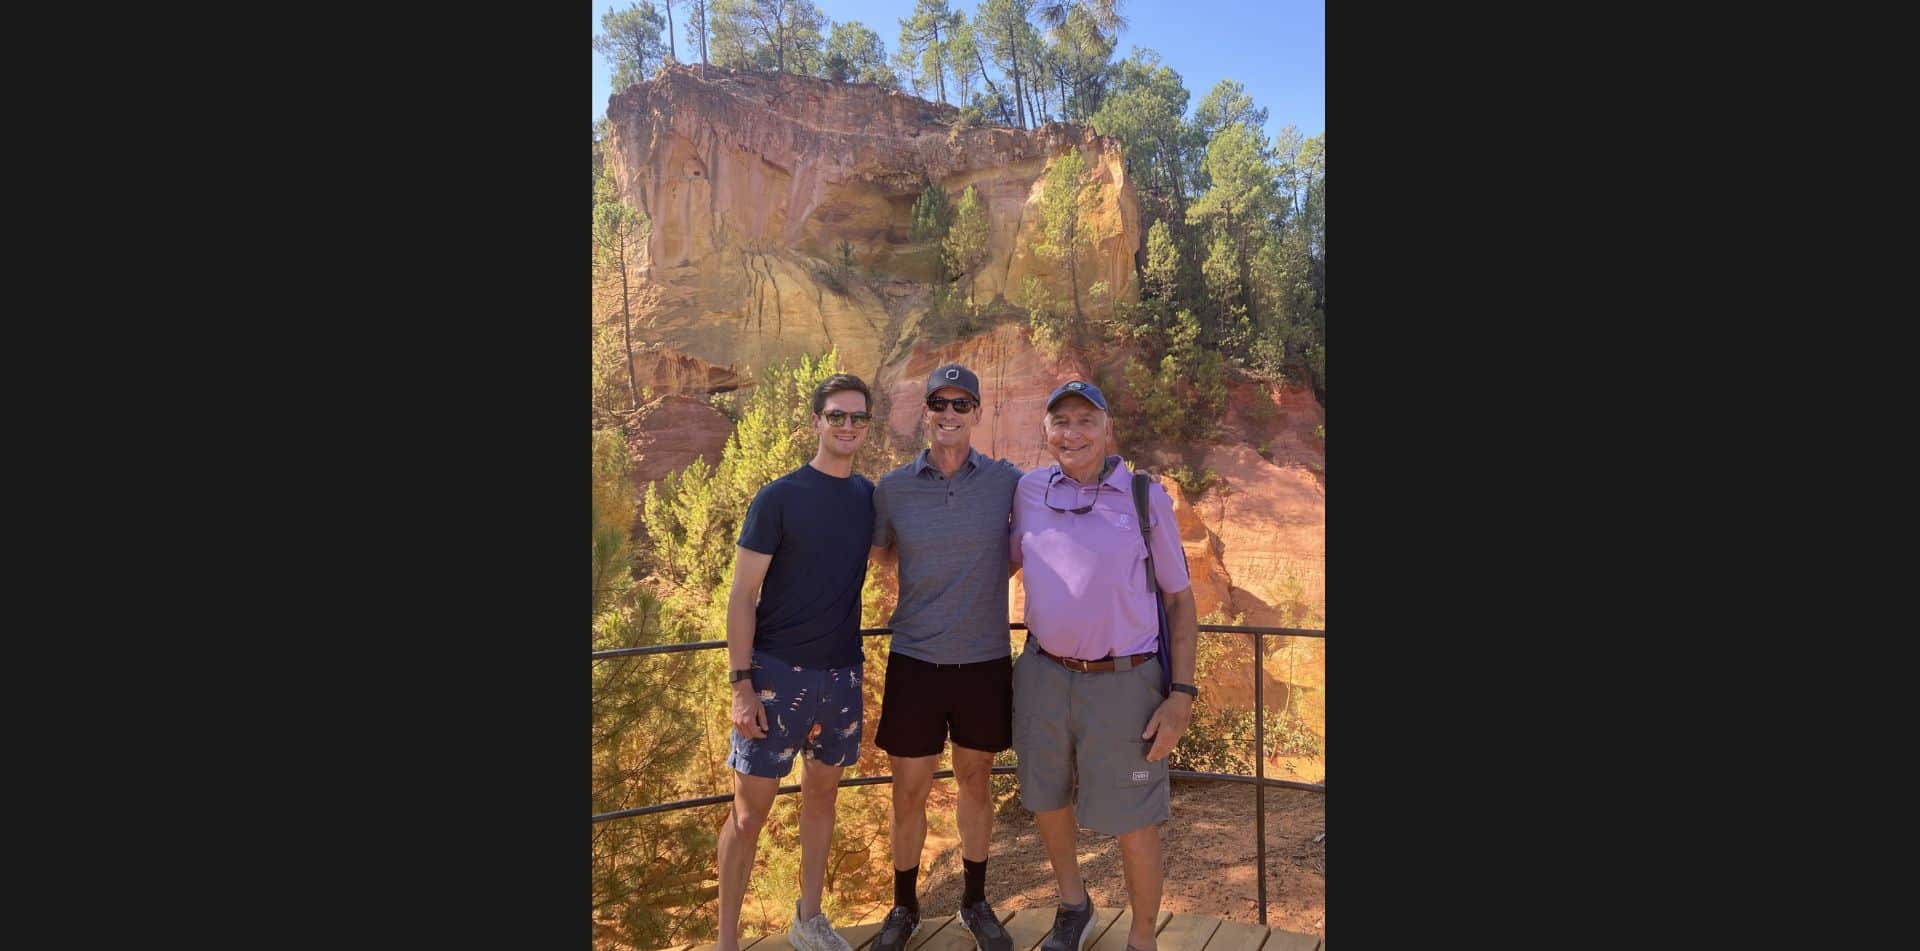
[604,66,1323,627]
[606,65,1141,381]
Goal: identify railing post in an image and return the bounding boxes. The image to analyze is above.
[1255,631,1267,925]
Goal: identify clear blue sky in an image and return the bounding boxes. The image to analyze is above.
[592,1,1323,145]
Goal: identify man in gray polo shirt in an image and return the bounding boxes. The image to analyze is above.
[866,363,1023,951]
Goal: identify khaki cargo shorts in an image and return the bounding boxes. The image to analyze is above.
[1010,645,1170,835]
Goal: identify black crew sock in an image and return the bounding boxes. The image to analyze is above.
[895,866,919,912]
[963,857,987,906]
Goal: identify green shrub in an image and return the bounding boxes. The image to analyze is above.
[1167,464,1222,500]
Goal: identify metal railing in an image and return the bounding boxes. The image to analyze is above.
[592,624,1324,925]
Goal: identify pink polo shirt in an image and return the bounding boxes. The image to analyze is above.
[1010,458,1191,661]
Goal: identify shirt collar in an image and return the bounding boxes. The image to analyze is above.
[914,447,982,477]
[1047,455,1129,492]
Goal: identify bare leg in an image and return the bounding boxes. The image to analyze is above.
[797,756,846,920]
[889,754,937,872]
[1116,825,1163,950]
[715,771,781,951]
[1032,805,1087,906]
[951,745,996,863]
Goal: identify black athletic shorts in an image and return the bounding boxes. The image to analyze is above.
[874,651,1013,757]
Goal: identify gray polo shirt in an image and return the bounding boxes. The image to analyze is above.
[872,447,1024,664]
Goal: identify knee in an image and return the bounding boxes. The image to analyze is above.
[952,765,991,799]
[801,783,839,810]
[729,801,771,837]
[891,769,933,806]
[1116,825,1161,853]
[892,779,931,813]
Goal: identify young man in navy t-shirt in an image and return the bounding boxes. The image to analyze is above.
[714,373,877,951]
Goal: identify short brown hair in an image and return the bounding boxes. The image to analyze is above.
[810,373,872,415]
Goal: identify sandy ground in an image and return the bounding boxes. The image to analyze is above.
[841,780,1325,939]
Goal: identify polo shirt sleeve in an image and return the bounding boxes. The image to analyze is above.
[1147,481,1191,594]
[871,478,895,548]
[737,483,783,555]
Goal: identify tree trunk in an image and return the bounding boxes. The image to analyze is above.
[970,42,1004,115]
[774,3,786,73]
[1068,253,1083,327]
[932,23,947,104]
[697,0,709,78]
[1006,20,1025,128]
[618,232,639,408]
[666,2,676,63]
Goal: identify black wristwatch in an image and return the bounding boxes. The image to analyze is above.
[1170,683,1199,699]
[730,669,754,684]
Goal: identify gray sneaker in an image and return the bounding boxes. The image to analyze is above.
[869,905,921,951]
[958,899,1013,951]
[789,901,854,951]
[1038,900,1098,951]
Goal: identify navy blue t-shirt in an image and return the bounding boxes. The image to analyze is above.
[737,463,875,669]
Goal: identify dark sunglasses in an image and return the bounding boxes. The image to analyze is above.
[1043,481,1095,515]
[821,410,873,428]
[925,397,977,413]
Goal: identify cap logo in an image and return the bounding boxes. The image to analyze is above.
[1067,381,1085,390]
[945,368,960,380]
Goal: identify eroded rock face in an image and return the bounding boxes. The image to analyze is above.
[1224,377,1325,473]
[874,322,1092,470]
[1166,480,1234,621]
[621,395,732,490]
[1196,442,1325,627]
[629,343,749,397]
[605,66,1141,382]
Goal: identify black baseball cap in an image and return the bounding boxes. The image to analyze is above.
[925,363,981,402]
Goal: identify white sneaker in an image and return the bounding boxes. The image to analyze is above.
[790,901,854,951]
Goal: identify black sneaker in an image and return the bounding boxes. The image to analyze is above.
[870,905,921,951]
[958,899,1013,951]
[1039,900,1098,951]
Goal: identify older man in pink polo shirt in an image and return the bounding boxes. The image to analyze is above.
[1009,380,1200,951]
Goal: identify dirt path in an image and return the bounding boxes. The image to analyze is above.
[841,781,1325,939]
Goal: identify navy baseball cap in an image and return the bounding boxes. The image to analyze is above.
[1045,379,1108,412]
[925,363,981,402]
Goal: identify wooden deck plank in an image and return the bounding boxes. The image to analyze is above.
[1001,907,1063,951]
[1085,907,1126,951]
[1155,914,1223,951]
[1200,920,1269,951]
[909,903,1017,951]
[904,914,957,951]
[754,931,796,951]
[842,919,889,950]
[1086,907,1171,951]
[1259,929,1317,951]
[688,935,765,951]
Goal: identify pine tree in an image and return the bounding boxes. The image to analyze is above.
[943,185,991,304]
[1034,148,1097,330]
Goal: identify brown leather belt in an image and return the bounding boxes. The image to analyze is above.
[1038,649,1158,673]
